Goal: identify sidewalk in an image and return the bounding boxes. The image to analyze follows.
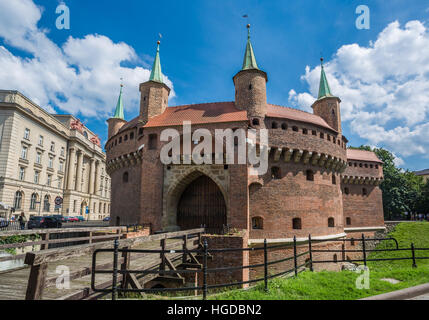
[361,282,429,300]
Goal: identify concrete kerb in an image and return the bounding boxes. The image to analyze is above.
[360,282,429,300]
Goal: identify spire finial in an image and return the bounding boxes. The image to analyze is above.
[317,57,333,99]
[241,23,259,70]
[247,23,251,39]
[320,57,324,66]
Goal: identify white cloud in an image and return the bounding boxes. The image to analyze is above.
[0,0,174,119]
[289,20,429,161]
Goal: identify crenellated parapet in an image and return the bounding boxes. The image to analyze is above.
[106,150,142,174]
[341,175,383,186]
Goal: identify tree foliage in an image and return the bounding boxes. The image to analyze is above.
[349,146,428,219]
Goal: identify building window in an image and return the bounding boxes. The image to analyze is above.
[48,157,53,168]
[19,167,25,181]
[39,135,44,146]
[14,191,23,209]
[130,132,134,139]
[59,161,64,172]
[148,134,157,150]
[30,193,38,210]
[21,146,28,159]
[252,118,260,126]
[99,203,102,213]
[73,200,77,213]
[138,128,143,135]
[332,174,336,185]
[362,188,368,196]
[34,171,40,184]
[43,195,50,212]
[271,166,281,179]
[312,130,317,136]
[36,152,42,164]
[306,170,314,181]
[281,123,287,130]
[252,217,263,230]
[271,122,278,129]
[292,126,298,132]
[124,134,128,141]
[47,174,52,186]
[302,128,308,135]
[58,177,63,189]
[346,217,352,225]
[119,137,122,144]
[24,128,30,140]
[123,172,129,183]
[292,218,302,230]
[328,217,335,227]
[320,132,324,139]
[344,187,350,195]
[60,147,65,157]
[83,131,88,139]
[50,142,55,152]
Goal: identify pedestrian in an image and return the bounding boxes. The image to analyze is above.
[18,212,27,230]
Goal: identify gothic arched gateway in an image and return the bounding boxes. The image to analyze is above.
[177,175,227,234]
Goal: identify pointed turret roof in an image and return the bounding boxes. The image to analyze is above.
[318,58,333,99]
[242,24,259,70]
[149,41,163,83]
[112,83,125,119]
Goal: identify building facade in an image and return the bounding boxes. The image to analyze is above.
[0,90,110,220]
[105,26,385,241]
[414,169,429,183]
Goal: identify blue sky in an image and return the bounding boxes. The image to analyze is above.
[1,0,429,170]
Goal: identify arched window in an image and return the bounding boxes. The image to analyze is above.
[362,188,367,196]
[271,122,278,129]
[14,191,23,209]
[43,195,50,212]
[30,193,38,210]
[123,172,129,183]
[248,84,253,90]
[271,167,281,179]
[252,217,263,230]
[281,123,287,130]
[344,187,350,195]
[252,118,260,126]
[292,218,302,230]
[83,131,88,139]
[332,174,336,185]
[346,217,352,225]
[306,170,314,181]
[249,182,262,196]
[328,217,335,227]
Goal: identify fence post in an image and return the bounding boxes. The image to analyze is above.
[264,239,268,292]
[293,236,298,276]
[411,243,417,268]
[202,239,208,300]
[182,235,188,264]
[308,234,313,272]
[342,242,345,262]
[160,239,166,276]
[112,239,119,301]
[361,234,367,266]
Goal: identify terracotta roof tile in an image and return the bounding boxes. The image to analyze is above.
[266,104,336,132]
[347,149,383,163]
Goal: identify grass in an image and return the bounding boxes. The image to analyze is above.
[212,222,429,300]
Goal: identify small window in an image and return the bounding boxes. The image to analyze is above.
[327,135,331,141]
[306,170,314,181]
[344,187,350,195]
[271,166,281,179]
[281,123,287,130]
[252,118,260,126]
[320,132,324,139]
[328,217,335,227]
[354,163,357,167]
[124,134,128,141]
[252,217,263,230]
[346,217,351,225]
[364,164,368,168]
[24,128,30,140]
[248,84,252,90]
[271,122,278,129]
[123,172,129,183]
[292,218,302,230]
[312,130,317,136]
[362,188,367,196]
[292,126,298,132]
[138,128,144,135]
[119,137,122,144]
[332,174,336,185]
[370,164,373,168]
[375,165,379,169]
[302,128,308,135]
[130,132,134,139]
[148,134,157,150]
[349,162,352,166]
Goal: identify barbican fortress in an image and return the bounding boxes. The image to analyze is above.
[105,25,385,246]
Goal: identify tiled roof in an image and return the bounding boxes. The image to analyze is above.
[116,102,336,132]
[144,102,247,127]
[347,149,383,163]
[414,169,429,176]
[266,104,335,132]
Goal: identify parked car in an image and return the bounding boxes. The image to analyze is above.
[76,216,85,222]
[28,216,44,229]
[103,216,110,222]
[68,216,79,222]
[41,216,62,228]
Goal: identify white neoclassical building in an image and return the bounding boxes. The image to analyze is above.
[0,90,110,220]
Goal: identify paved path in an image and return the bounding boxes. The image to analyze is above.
[408,293,429,300]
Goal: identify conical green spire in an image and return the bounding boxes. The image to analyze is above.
[242,24,259,70]
[149,41,163,83]
[318,58,333,99]
[113,83,124,119]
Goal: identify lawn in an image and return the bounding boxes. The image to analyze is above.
[212,222,429,300]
